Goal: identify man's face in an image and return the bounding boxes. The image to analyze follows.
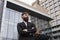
[22,13,29,22]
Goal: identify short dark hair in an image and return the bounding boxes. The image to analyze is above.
[22,12,29,16]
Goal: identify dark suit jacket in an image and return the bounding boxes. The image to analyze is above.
[17,22,36,40]
[35,34,50,40]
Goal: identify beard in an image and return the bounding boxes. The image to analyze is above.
[23,17,28,22]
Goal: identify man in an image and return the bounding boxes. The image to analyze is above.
[17,12,36,40]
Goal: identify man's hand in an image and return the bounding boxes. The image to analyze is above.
[23,29,27,32]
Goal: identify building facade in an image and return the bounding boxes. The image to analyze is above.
[0,0,52,40]
[39,0,60,40]
[0,0,4,32]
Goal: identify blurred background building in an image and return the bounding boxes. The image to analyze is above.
[1,0,60,40]
[0,0,4,32]
[37,0,60,40]
[0,0,4,40]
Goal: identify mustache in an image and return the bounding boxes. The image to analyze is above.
[23,17,28,22]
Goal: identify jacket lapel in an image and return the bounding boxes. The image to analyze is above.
[22,22,31,29]
[22,22,27,28]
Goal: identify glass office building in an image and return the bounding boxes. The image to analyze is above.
[0,0,4,40]
[0,0,53,40]
[0,0,4,32]
[39,0,60,40]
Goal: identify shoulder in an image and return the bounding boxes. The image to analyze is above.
[17,22,23,25]
[28,22,35,25]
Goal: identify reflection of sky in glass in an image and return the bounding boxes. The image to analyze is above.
[19,0,42,5]
[19,0,36,5]
[1,8,31,40]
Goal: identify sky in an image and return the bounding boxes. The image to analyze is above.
[19,0,36,5]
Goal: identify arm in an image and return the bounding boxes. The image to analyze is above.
[28,23,36,33]
[17,23,27,34]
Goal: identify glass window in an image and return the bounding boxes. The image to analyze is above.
[7,29,13,39]
[18,12,23,22]
[55,10,59,13]
[50,20,56,26]
[30,16,34,20]
[14,11,19,23]
[49,0,52,2]
[58,0,60,5]
[56,15,60,20]
[45,4,49,7]
[44,24,48,28]
[55,11,59,16]
[54,0,58,3]
[54,2,59,7]
[7,24,15,39]
[50,5,54,9]
[55,6,59,11]
[58,0,60,2]
[50,13,55,18]
[56,19,60,25]
[13,24,19,39]
[41,19,45,26]
[44,20,48,25]
[47,7,50,10]
[50,1,53,6]
[50,8,54,13]
[4,8,10,21]
[8,9,15,23]
[1,23,8,38]
[1,8,21,40]
[45,1,48,4]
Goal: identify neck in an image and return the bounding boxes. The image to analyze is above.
[24,20,28,22]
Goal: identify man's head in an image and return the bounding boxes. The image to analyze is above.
[21,12,29,22]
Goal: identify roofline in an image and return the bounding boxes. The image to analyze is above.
[8,0,53,18]
[7,0,53,21]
